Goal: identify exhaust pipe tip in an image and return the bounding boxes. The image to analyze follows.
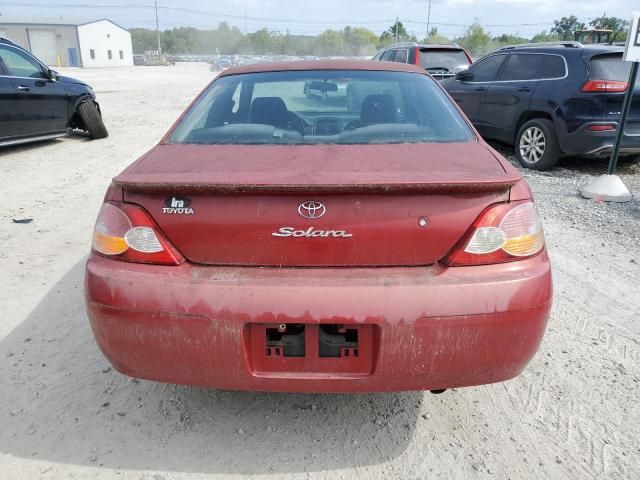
[430,389,447,395]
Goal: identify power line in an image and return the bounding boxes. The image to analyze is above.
[406,19,553,28]
[0,2,564,29]
[0,2,392,25]
[2,1,607,39]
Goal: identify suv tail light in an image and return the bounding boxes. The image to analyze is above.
[444,202,545,266]
[581,80,628,93]
[92,202,184,265]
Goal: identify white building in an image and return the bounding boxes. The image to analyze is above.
[0,17,133,67]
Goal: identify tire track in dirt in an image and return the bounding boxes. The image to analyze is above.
[498,229,640,479]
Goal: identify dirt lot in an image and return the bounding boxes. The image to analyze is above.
[1,63,639,480]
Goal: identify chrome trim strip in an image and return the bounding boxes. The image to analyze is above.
[0,132,66,147]
[586,144,640,155]
[586,145,613,155]
[0,74,50,80]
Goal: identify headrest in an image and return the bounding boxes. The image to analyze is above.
[361,94,397,125]
[250,97,289,126]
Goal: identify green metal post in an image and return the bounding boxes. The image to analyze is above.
[608,61,639,174]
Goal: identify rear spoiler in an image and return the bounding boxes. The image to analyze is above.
[113,142,522,195]
[113,177,519,195]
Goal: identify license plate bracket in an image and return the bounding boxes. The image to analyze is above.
[246,323,377,376]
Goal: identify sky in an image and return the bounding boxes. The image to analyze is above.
[0,0,634,38]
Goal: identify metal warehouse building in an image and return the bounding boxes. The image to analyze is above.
[0,17,133,67]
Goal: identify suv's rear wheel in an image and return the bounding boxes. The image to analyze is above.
[77,101,109,140]
[515,119,560,170]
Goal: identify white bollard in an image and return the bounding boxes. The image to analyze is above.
[580,174,632,203]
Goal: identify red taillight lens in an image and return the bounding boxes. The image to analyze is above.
[92,202,184,265]
[587,124,617,132]
[444,202,545,267]
[581,80,628,93]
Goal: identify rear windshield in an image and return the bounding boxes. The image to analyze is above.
[169,70,475,145]
[589,53,632,81]
[419,49,470,73]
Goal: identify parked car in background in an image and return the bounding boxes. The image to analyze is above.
[0,37,108,147]
[443,42,640,170]
[85,60,552,393]
[373,42,472,81]
[210,57,233,71]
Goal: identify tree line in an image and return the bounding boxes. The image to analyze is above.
[131,14,629,58]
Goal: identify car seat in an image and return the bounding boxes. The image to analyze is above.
[250,97,304,134]
[345,94,397,130]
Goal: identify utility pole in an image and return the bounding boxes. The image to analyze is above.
[155,0,162,58]
[426,0,432,38]
[395,16,399,43]
[244,8,247,35]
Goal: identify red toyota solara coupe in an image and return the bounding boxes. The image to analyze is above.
[85,61,552,393]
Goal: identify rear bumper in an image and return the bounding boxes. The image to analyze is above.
[559,123,640,157]
[85,253,553,393]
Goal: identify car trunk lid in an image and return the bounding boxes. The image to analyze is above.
[115,143,519,267]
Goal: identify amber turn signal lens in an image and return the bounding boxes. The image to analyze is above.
[499,203,545,257]
[92,231,129,255]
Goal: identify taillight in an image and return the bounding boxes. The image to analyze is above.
[581,80,628,93]
[92,202,184,265]
[444,202,545,266]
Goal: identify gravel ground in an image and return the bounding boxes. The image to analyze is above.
[0,63,639,480]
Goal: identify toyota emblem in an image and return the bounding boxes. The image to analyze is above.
[298,201,326,219]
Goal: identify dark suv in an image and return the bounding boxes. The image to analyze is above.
[443,42,640,170]
[0,37,107,147]
[373,43,472,81]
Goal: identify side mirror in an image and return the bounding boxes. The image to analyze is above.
[48,69,59,82]
[455,70,473,81]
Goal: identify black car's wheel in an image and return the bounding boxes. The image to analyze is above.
[77,101,109,140]
[515,118,560,170]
